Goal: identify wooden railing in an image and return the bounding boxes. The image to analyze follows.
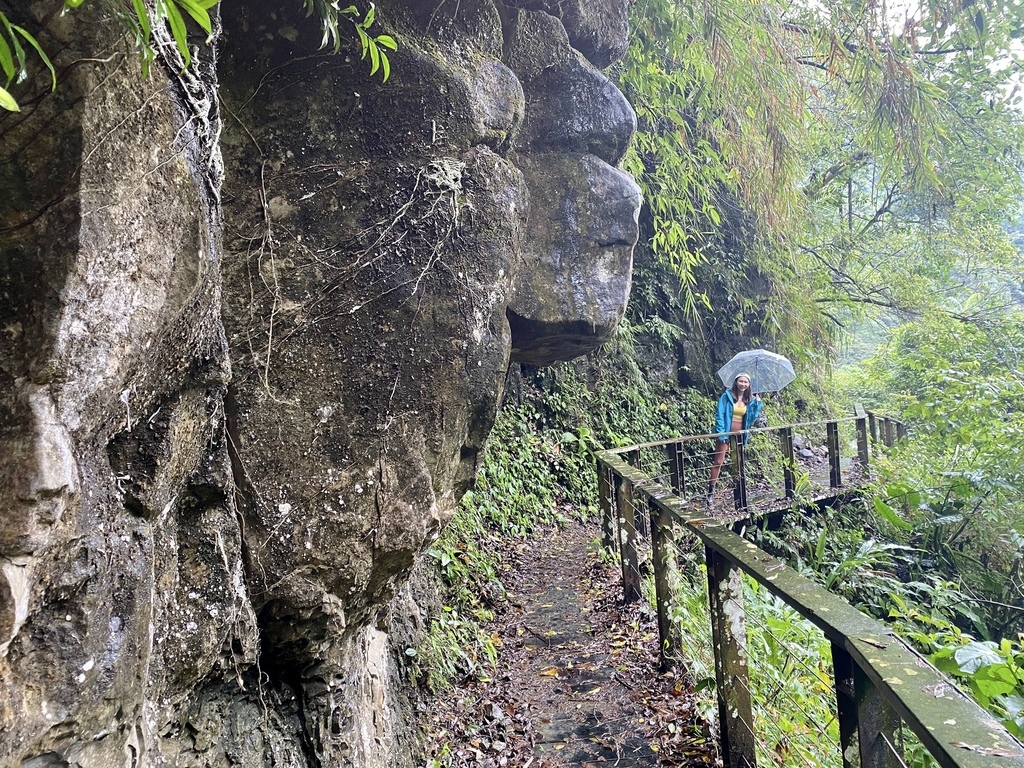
[595,410,1024,768]
[606,406,906,524]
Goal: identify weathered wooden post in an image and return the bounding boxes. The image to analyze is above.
[622,449,649,538]
[883,419,895,448]
[730,434,748,514]
[855,406,870,473]
[615,474,642,604]
[827,420,842,488]
[650,499,682,670]
[597,460,616,552]
[779,426,796,500]
[832,643,859,768]
[666,441,686,497]
[707,547,756,767]
[833,643,903,768]
[896,422,907,442]
[869,412,878,444]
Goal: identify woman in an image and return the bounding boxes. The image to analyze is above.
[706,373,763,506]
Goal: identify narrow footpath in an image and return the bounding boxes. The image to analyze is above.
[423,519,717,767]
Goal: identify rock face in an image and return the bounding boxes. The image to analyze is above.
[0,0,639,765]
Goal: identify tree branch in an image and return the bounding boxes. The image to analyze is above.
[857,182,899,236]
[803,149,872,197]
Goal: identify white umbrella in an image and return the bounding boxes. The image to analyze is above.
[717,349,795,393]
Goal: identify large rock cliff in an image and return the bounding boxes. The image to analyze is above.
[0,0,639,765]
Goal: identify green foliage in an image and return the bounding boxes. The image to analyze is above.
[619,0,1024,380]
[301,1,396,80]
[665,542,718,721]
[900,621,1024,737]
[415,340,717,692]
[0,0,396,113]
[753,503,915,615]
[0,9,57,111]
[755,489,1024,743]
[619,0,805,316]
[838,311,1024,637]
[745,580,840,768]
[663,538,841,765]
[411,600,500,693]
[586,317,712,447]
[75,0,217,74]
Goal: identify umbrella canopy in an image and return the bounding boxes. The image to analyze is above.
[717,349,795,393]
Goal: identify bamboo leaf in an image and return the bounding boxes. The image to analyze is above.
[0,15,26,79]
[0,30,15,82]
[176,0,212,34]
[355,25,370,58]
[13,25,56,91]
[368,39,380,75]
[0,84,19,111]
[132,0,152,43]
[164,0,191,67]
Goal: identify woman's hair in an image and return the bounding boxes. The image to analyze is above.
[731,375,753,404]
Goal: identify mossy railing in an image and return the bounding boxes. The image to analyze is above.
[595,409,1024,768]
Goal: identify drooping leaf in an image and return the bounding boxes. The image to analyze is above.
[355,24,370,58]
[163,0,191,67]
[132,0,152,41]
[0,30,15,81]
[176,0,213,34]
[368,38,380,75]
[13,25,56,91]
[0,83,19,111]
[0,14,26,80]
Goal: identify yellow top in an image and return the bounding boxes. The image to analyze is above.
[733,400,747,418]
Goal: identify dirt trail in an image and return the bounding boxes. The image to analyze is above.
[423,518,717,767]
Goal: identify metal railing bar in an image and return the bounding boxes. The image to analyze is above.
[743,611,844,698]
[881,732,913,768]
[646,472,675,487]
[731,667,841,750]
[729,674,842,768]
[762,681,840,748]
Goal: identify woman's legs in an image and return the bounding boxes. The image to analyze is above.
[707,419,743,504]
[709,440,729,487]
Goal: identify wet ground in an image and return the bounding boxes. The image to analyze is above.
[422,519,717,767]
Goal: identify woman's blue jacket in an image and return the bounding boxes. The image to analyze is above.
[714,390,763,444]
